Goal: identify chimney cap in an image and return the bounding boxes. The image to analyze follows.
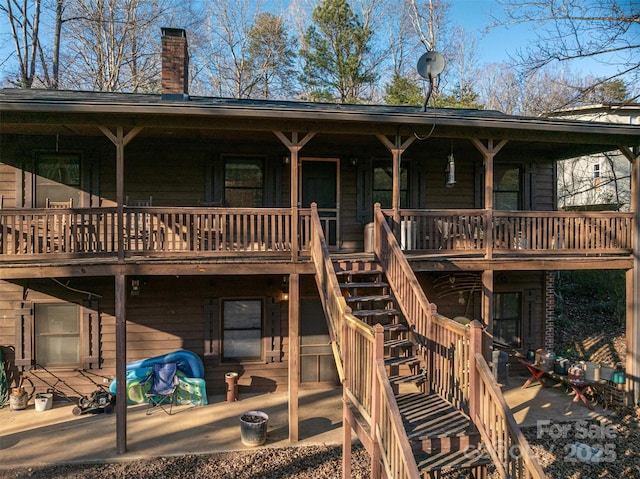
[161,27,186,38]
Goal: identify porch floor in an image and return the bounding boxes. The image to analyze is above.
[0,373,614,470]
[0,388,344,469]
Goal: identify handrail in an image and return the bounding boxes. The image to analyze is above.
[374,204,471,411]
[309,203,350,383]
[374,359,422,479]
[309,204,420,478]
[472,353,547,479]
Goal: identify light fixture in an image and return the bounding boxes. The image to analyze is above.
[280,275,289,301]
[283,156,290,165]
[349,156,358,167]
[131,279,141,296]
[445,147,456,188]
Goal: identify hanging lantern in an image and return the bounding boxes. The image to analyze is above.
[446,154,456,188]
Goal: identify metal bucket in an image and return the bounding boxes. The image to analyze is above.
[240,411,269,446]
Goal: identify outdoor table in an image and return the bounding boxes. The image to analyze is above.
[517,358,603,411]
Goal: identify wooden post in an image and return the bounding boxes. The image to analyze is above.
[376,134,415,238]
[342,320,351,479]
[273,131,315,262]
[629,153,639,404]
[468,320,483,423]
[482,270,493,361]
[98,125,141,456]
[98,125,142,263]
[471,138,507,260]
[115,273,127,454]
[370,324,384,479]
[288,273,300,442]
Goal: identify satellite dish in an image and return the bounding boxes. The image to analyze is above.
[417,51,445,80]
[417,51,445,111]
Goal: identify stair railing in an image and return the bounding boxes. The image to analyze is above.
[471,352,547,479]
[309,203,347,382]
[309,204,419,479]
[375,205,546,479]
[374,204,471,411]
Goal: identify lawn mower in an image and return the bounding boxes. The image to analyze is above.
[28,365,115,416]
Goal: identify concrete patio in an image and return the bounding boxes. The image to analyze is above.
[0,373,616,470]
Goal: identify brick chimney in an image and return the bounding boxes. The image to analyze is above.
[161,27,189,100]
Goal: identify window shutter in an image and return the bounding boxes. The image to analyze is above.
[82,300,101,369]
[265,298,282,363]
[203,300,219,364]
[14,301,34,370]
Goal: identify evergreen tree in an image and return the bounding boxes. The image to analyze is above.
[299,0,377,103]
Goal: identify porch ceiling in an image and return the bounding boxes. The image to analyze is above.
[1,89,638,162]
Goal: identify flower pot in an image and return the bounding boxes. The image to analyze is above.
[240,410,268,446]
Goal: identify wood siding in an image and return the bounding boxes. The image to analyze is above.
[0,275,334,398]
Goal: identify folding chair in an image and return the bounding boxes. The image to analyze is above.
[144,362,179,415]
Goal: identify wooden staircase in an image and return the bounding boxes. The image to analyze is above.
[335,261,490,478]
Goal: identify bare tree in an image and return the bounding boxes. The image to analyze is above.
[496,0,640,102]
[59,0,189,92]
[1,0,42,87]
[198,0,267,98]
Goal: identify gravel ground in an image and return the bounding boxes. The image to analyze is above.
[0,444,371,479]
[2,410,639,478]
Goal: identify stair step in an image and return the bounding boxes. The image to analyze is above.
[415,445,490,475]
[335,268,382,275]
[384,338,414,350]
[384,356,420,368]
[382,322,407,332]
[351,309,401,318]
[339,281,389,289]
[344,294,394,303]
[388,372,427,385]
[396,393,472,444]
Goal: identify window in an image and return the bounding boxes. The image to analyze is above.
[35,153,81,208]
[373,162,408,208]
[593,163,601,189]
[222,299,263,361]
[224,157,264,207]
[493,164,521,210]
[493,292,522,348]
[35,303,81,368]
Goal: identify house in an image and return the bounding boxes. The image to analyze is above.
[1,28,639,477]
[551,103,640,212]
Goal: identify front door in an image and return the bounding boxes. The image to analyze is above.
[300,158,339,248]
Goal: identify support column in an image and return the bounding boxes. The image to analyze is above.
[629,150,639,404]
[98,125,141,455]
[288,273,300,442]
[482,270,493,360]
[115,273,127,454]
[376,134,415,233]
[544,272,556,351]
[273,131,315,262]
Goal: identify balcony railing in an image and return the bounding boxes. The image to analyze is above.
[0,207,297,260]
[397,209,633,255]
[0,207,633,261]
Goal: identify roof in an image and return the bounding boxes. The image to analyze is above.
[1,88,639,158]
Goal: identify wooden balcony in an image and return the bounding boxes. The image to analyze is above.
[0,207,299,261]
[396,209,633,256]
[0,207,633,264]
